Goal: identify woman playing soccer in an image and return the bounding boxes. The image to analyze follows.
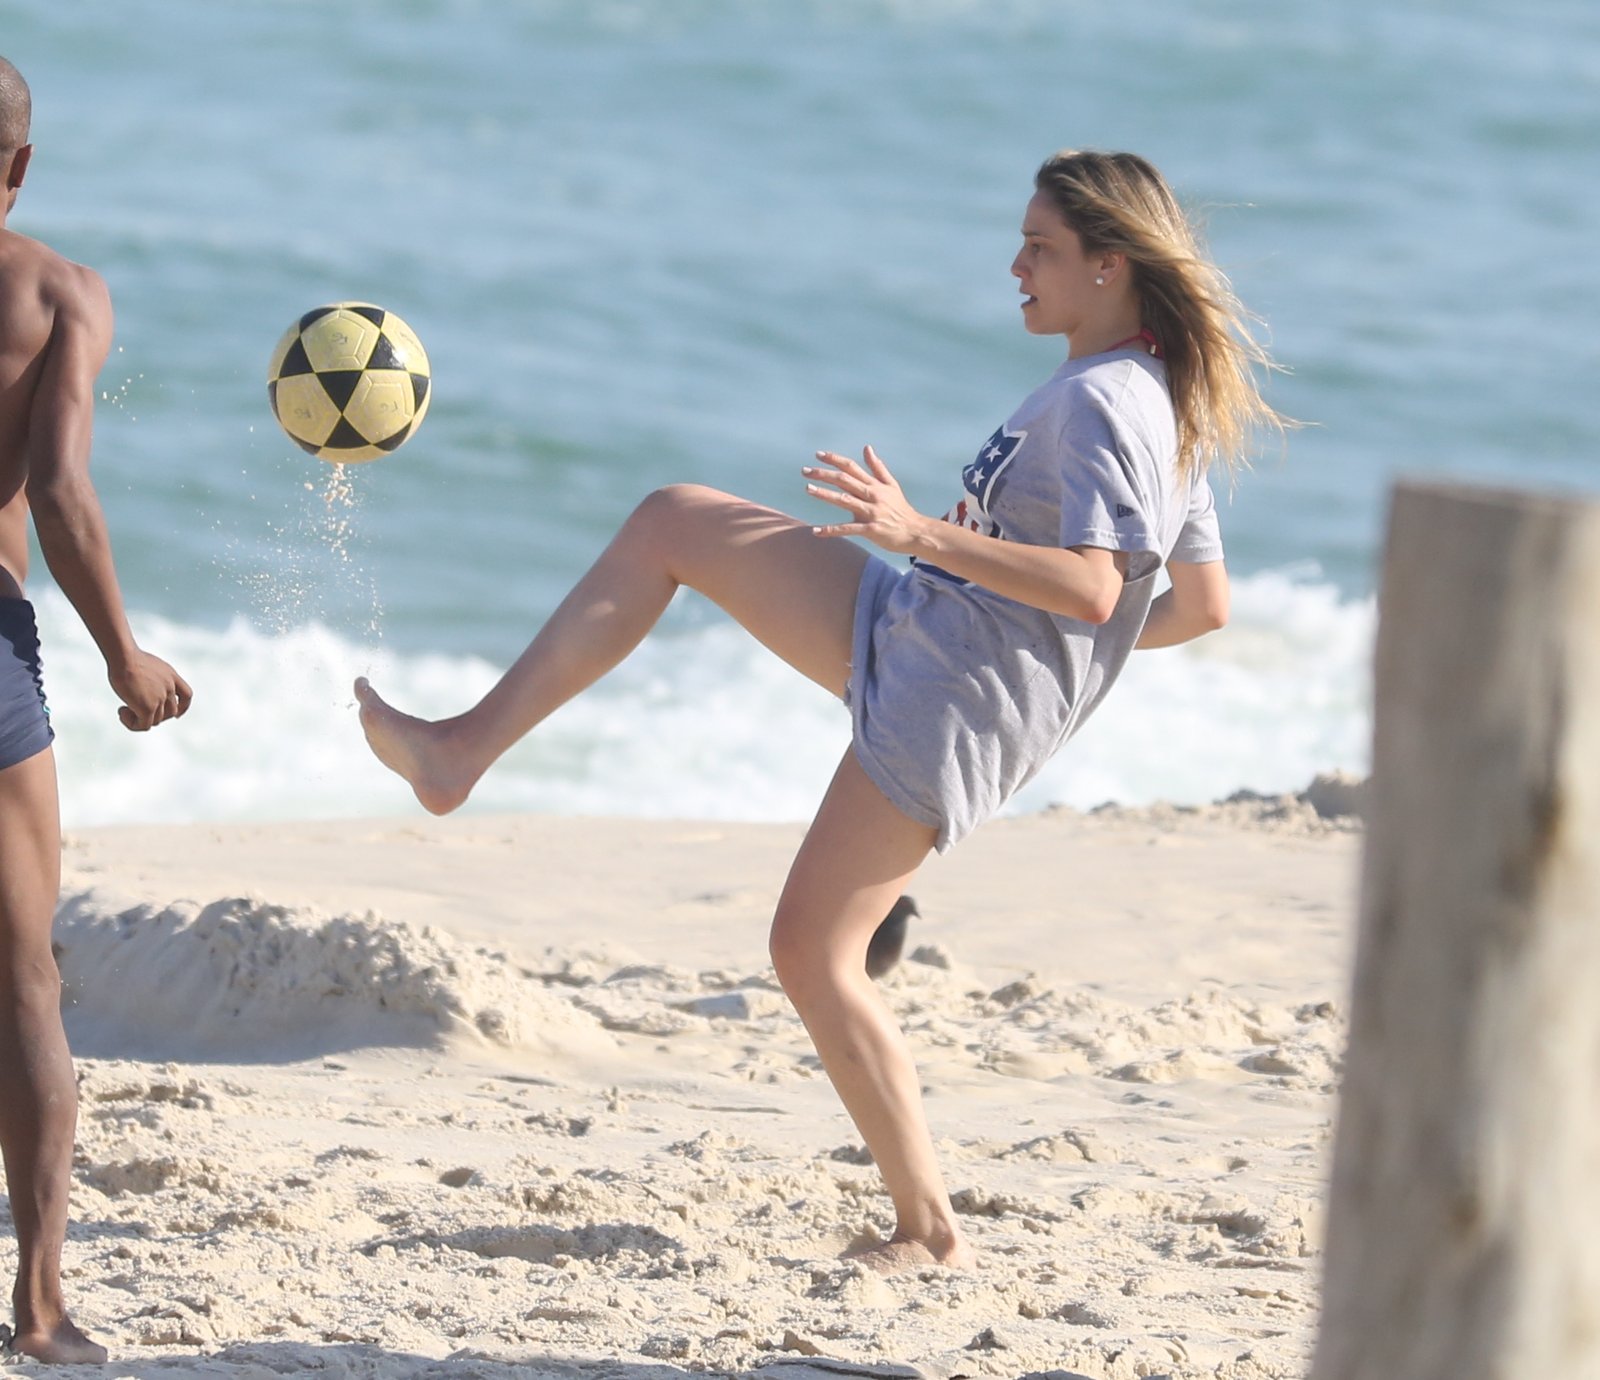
[354,149,1284,1272]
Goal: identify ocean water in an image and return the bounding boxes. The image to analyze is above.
[4,0,1597,829]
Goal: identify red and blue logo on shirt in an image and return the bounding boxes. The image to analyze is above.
[961,426,1026,513]
[939,425,1027,538]
[916,425,1028,584]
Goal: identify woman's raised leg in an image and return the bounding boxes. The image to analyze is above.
[768,747,974,1273]
[356,484,869,812]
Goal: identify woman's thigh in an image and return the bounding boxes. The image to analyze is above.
[638,484,872,699]
[771,746,936,973]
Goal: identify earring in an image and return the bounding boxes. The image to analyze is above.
[1095,275,1105,286]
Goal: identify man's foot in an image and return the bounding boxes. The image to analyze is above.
[3,1316,109,1364]
[842,1227,976,1275]
[353,678,475,815]
[865,895,916,980]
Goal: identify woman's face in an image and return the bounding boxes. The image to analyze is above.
[1010,190,1100,338]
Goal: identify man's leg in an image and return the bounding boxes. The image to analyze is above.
[0,746,105,1364]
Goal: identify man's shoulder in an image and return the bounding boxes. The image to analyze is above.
[0,232,112,379]
[0,229,107,310]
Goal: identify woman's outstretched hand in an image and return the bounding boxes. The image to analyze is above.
[804,446,931,556]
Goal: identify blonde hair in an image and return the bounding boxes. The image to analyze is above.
[1035,149,1290,481]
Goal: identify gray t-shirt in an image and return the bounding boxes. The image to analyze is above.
[846,348,1223,852]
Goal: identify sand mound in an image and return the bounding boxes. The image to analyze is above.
[53,893,617,1062]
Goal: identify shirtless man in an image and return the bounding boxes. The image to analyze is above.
[0,55,191,1364]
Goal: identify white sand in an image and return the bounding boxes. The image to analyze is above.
[14,786,1361,1379]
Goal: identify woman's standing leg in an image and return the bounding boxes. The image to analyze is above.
[769,747,974,1272]
[355,484,869,812]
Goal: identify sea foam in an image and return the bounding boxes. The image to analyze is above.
[33,566,1372,831]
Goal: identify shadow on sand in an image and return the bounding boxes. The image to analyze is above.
[4,1337,995,1379]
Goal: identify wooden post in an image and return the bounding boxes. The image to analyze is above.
[1311,480,1600,1378]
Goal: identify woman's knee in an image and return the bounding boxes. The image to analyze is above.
[623,484,730,566]
[629,483,731,534]
[767,913,801,990]
[768,908,846,1006]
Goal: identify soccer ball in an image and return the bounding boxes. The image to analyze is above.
[266,302,431,462]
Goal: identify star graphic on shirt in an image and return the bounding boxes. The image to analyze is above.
[961,426,1026,511]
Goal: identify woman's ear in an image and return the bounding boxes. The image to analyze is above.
[1096,249,1128,284]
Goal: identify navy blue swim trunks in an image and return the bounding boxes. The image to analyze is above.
[0,599,54,772]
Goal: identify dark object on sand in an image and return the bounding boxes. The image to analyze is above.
[866,895,917,979]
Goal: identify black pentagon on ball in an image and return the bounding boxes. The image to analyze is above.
[375,422,413,453]
[365,333,405,372]
[275,335,315,379]
[317,370,364,411]
[322,417,373,451]
[297,304,336,333]
[296,302,386,334]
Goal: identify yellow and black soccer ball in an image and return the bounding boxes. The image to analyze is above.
[267,302,431,462]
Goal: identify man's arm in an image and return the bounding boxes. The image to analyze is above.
[24,265,191,730]
[1135,559,1229,649]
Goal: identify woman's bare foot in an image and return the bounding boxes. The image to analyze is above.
[353,678,477,815]
[4,1315,109,1364]
[842,1228,976,1275]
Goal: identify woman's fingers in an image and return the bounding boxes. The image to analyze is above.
[807,447,900,539]
[815,448,879,482]
[804,481,861,511]
[862,444,892,481]
[811,446,892,485]
[804,462,870,499]
[806,446,920,555]
[832,446,892,484]
[813,522,868,538]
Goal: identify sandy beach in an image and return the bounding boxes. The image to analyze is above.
[15,783,1360,1380]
